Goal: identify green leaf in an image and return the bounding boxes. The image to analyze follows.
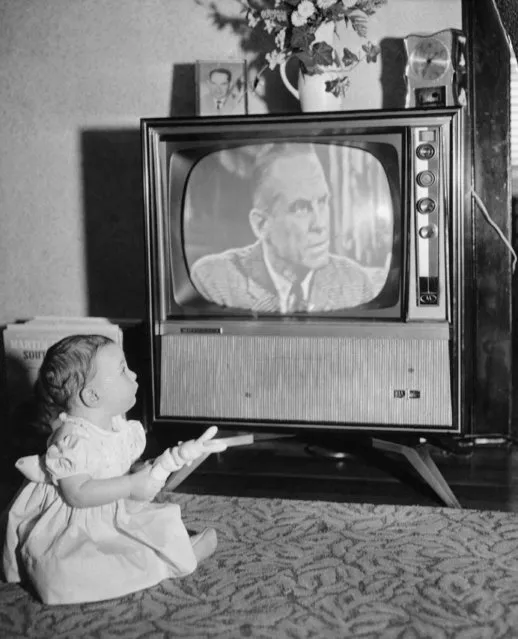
[325,76,350,97]
[312,41,335,67]
[341,47,359,68]
[290,26,315,52]
[362,41,381,63]
[328,4,347,21]
[350,12,368,37]
[355,0,388,17]
[295,51,319,75]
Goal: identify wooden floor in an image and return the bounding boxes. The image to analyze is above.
[1,430,517,513]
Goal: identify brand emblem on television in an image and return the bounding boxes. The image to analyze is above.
[180,327,222,334]
[420,293,438,305]
[394,389,421,399]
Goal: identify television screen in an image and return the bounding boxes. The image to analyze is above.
[166,137,403,319]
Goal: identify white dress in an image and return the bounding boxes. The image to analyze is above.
[1,415,198,604]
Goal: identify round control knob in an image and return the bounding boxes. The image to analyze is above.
[416,197,436,214]
[416,171,436,187]
[418,224,438,239]
[416,143,436,160]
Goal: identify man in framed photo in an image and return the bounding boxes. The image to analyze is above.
[198,65,245,116]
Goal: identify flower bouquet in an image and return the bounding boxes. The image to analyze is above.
[245,0,388,97]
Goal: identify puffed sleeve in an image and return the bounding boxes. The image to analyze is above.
[45,425,95,483]
[125,419,147,464]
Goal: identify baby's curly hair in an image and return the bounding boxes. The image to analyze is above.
[36,334,115,430]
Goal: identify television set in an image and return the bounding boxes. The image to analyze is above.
[141,108,465,438]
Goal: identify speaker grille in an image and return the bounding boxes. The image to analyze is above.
[159,334,452,427]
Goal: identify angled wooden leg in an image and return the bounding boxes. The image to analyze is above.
[416,446,462,508]
[371,438,462,509]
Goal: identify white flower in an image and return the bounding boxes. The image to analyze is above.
[291,2,316,28]
[264,17,278,34]
[316,0,338,9]
[297,1,316,19]
[342,0,357,8]
[265,49,288,70]
[247,11,260,28]
[275,28,287,50]
[261,8,287,23]
[291,11,307,27]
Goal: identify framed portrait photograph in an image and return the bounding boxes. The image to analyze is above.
[196,59,247,116]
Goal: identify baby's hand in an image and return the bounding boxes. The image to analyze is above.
[129,465,164,501]
[178,426,228,464]
[149,427,227,481]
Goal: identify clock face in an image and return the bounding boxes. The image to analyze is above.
[409,37,451,82]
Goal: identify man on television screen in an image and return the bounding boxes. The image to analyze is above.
[190,143,375,313]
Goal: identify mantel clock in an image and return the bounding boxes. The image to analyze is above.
[404,29,466,108]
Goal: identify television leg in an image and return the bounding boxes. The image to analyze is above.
[370,438,462,509]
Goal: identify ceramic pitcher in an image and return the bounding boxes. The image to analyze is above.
[280,62,346,112]
[279,21,346,113]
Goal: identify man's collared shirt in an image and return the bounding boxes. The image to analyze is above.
[262,246,313,313]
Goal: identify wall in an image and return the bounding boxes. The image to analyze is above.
[0,0,461,325]
[0,0,237,323]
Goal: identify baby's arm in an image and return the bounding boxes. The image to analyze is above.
[58,466,162,508]
[58,427,227,506]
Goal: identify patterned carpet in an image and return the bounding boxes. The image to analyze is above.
[2,492,518,638]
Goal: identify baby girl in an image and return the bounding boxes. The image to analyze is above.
[1,334,227,604]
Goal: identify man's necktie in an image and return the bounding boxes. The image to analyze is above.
[216,100,223,110]
[289,281,306,312]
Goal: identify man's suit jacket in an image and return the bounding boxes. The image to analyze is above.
[198,90,244,116]
[190,241,375,312]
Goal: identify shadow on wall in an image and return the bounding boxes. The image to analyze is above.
[170,63,197,116]
[266,60,301,114]
[379,38,408,109]
[80,130,146,320]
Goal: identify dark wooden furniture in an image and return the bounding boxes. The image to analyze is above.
[464,0,514,438]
